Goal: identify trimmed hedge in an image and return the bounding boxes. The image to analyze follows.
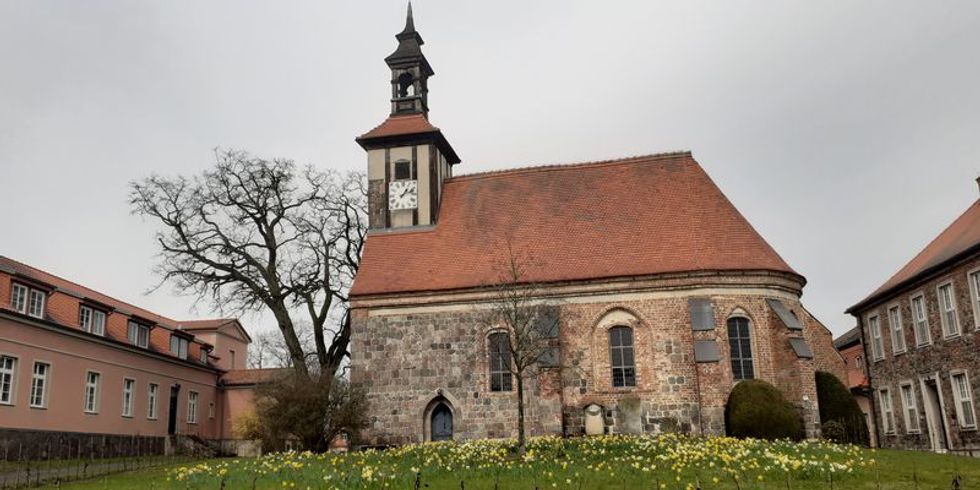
[725,379,804,441]
[815,371,870,446]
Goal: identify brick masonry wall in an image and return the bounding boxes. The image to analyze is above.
[857,253,980,455]
[352,274,837,446]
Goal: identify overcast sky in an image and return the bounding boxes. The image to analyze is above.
[1,1,978,338]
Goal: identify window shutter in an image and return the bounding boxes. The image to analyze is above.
[766,298,803,330]
[689,298,715,331]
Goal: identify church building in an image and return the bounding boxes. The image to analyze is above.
[349,6,845,446]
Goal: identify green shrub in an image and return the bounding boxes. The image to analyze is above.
[815,371,870,446]
[725,379,804,441]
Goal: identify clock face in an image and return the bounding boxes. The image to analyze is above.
[388,180,418,210]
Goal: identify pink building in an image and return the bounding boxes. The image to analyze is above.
[0,256,265,458]
[834,326,877,447]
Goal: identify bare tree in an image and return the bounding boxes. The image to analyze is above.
[481,243,561,456]
[248,327,316,369]
[130,149,366,378]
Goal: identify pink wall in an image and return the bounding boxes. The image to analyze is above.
[220,386,257,438]
[1,316,221,438]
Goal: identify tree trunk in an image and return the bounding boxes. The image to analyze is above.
[516,372,526,456]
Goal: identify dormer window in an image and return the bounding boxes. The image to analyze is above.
[170,335,189,360]
[199,348,208,364]
[11,283,46,319]
[79,306,107,336]
[127,321,150,348]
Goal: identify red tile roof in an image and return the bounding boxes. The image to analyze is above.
[350,152,798,297]
[357,114,439,140]
[180,319,237,330]
[850,199,980,311]
[221,368,289,386]
[0,255,235,366]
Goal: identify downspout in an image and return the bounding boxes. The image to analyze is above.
[856,314,879,447]
[690,328,705,436]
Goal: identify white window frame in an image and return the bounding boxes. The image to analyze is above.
[121,378,135,418]
[950,370,977,430]
[868,314,884,361]
[200,348,208,364]
[910,292,932,347]
[887,304,906,354]
[147,383,159,420]
[0,355,18,405]
[899,381,920,434]
[128,321,150,349]
[968,267,980,331]
[879,387,896,435]
[83,371,101,414]
[937,281,960,339]
[170,336,189,360]
[10,283,28,314]
[79,306,107,336]
[29,361,51,409]
[27,289,45,319]
[187,391,199,424]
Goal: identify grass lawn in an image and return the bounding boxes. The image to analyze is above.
[46,435,979,489]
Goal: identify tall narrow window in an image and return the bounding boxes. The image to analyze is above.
[888,305,906,354]
[128,321,150,348]
[147,383,159,419]
[727,317,754,380]
[488,332,512,392]
[910,294,931,346]
[868,315,884,361]
[29,362,50,408]
[170,336,189,360]
[879,388,896,434]
[84,372,101,413]
[900,383,920,433]
[187,391,199,424]
[609,326,636,388]
[938,283,959,338]
[122,378,135,417]
[79,306,106,336]
[969,270,980,330]
[229,350,236,369]
[951,372,977,429]
[0,356,17,405]
[10,283,28,313]
[27,289,45,318]
[208,401,215,419]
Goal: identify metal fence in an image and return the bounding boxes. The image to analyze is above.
[0,434,192,489]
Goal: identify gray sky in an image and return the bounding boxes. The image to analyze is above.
[1,1,978,338]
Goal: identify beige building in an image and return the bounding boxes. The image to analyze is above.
[349,7,845,446]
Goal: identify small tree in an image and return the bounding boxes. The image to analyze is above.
[253,372,368,452]
[815,371,870,446]
[481,244,560,456]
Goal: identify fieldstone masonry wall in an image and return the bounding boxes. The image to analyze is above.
[857,254,980,455]
[352,274,842,446]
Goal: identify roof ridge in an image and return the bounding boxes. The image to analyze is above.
[0,255,228,336]
[449,151,692,182]
[0,255,180,323]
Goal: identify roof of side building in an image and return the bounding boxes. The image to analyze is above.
[848,198,980,313]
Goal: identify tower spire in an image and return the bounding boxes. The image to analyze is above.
[401,2,415,34]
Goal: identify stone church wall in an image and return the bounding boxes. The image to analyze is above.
[351,275,835,446]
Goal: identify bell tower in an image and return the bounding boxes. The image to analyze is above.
[386,3,432,117]
[357,3,460,230]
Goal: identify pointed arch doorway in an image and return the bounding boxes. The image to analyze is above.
[431,402,453,441]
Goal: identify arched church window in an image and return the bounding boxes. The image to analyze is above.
[727,317,754,380]
[488,332,512,392]
[397,72,415,97]
[608,326,636,387]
